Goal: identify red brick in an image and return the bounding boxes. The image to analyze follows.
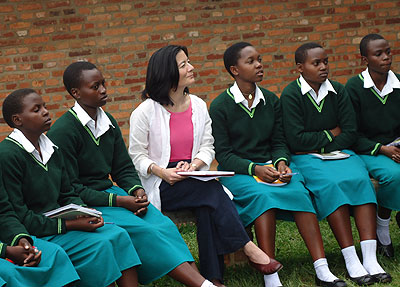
[304,9,325,16]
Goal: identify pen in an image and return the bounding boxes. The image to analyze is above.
[104,222,115,224]
[280,172,298,176]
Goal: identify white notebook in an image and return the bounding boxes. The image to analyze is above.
[43,203,102,220]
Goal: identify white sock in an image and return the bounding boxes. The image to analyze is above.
[361,240,385,275]
[201,279,217,287]
[314,258,338,282]
[376,215,391,245]
[264,272,282,287]
[341,245,368,278]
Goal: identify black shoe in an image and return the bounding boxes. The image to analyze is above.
[315,276,347,287]
[377,234,394,258]
[346,274,375,286]
[371,272,392,284]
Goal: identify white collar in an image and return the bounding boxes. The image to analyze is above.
[230,82,265,110]
[299,75,336,105]
[72,102,114,138]
[9,129,57,165]
[361,68,400,98]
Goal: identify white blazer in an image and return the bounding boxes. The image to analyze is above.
[129,94,215,210]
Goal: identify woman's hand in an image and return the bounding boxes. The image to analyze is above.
[380,145,400,163]
[66,216,104,232]
[176,161,191,171]
[6,238,42,266]
[254,165,280,183]
[116,195,150,216]
[277,161,292,183]
[160,167,187,185]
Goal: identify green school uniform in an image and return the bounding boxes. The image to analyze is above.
[47,109,194,284]
[281,78,376,219]
[0,136,140,287]
[346,72,400,210]
[210,86,315,225]
[0,171,79,287]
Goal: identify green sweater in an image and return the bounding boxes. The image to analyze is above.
[0,137,85,237]
[281,79,357,153]
[47,109,143,207]
[0,177,33,251]
[346,73,400,155]
[209,87,290,175]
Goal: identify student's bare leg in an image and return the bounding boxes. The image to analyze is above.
[354,203,376,241]
[294,211,325,261]
[169,262,209,287]
[328,205,375,283]
[254,209,276,257]
[116,266,138,287]
[327,205,354,248]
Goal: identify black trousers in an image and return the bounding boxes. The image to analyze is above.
[160,163,249,281]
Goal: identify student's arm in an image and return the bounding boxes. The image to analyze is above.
[320,84,357,152]
[55,150,87,207]
[281,82,356,153]
[269,92,291,167]
[0,153,67,237]
[108,114,143,196]
[281,85,333,152]
[0,181,33,247]
[210,98,257,175]
[48,119,119,207]
[346,78,383,155]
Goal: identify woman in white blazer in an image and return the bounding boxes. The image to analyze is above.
[129,45,282,287]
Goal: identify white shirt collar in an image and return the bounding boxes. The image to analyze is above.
[9,129,57,165]
[72,101,114,139]
[361,68,400,98]
[299,75,336,105]
[229,81,265,110]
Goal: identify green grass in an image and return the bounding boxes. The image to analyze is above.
[144,218,400,287]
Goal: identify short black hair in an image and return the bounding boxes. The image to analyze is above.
[223,42,253,77]
[142,45,189,106]
[295,42,323,64]
[359,33,385,57]
[63,61,98,96]
[2,88,37,128]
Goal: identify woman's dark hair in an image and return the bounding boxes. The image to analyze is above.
[63,61,98,96]
[295,42,323,64]
[359,34,385,57]
[223,42,253,78]
[142,45,189,106]
[3,88,36,128]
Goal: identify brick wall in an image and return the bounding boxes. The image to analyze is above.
[1,0,399,141]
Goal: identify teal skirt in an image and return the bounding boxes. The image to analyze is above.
[219,162,315,227]
[43,223,140,287]
[0,237,79,287]
[96,186,194,285]
[359,154,400,211]
[291,150,377,220]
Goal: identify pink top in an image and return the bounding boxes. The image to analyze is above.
[169,101,193,162]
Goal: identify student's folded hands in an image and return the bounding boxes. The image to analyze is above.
[6,238,42,267]
[116,194,150,216]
